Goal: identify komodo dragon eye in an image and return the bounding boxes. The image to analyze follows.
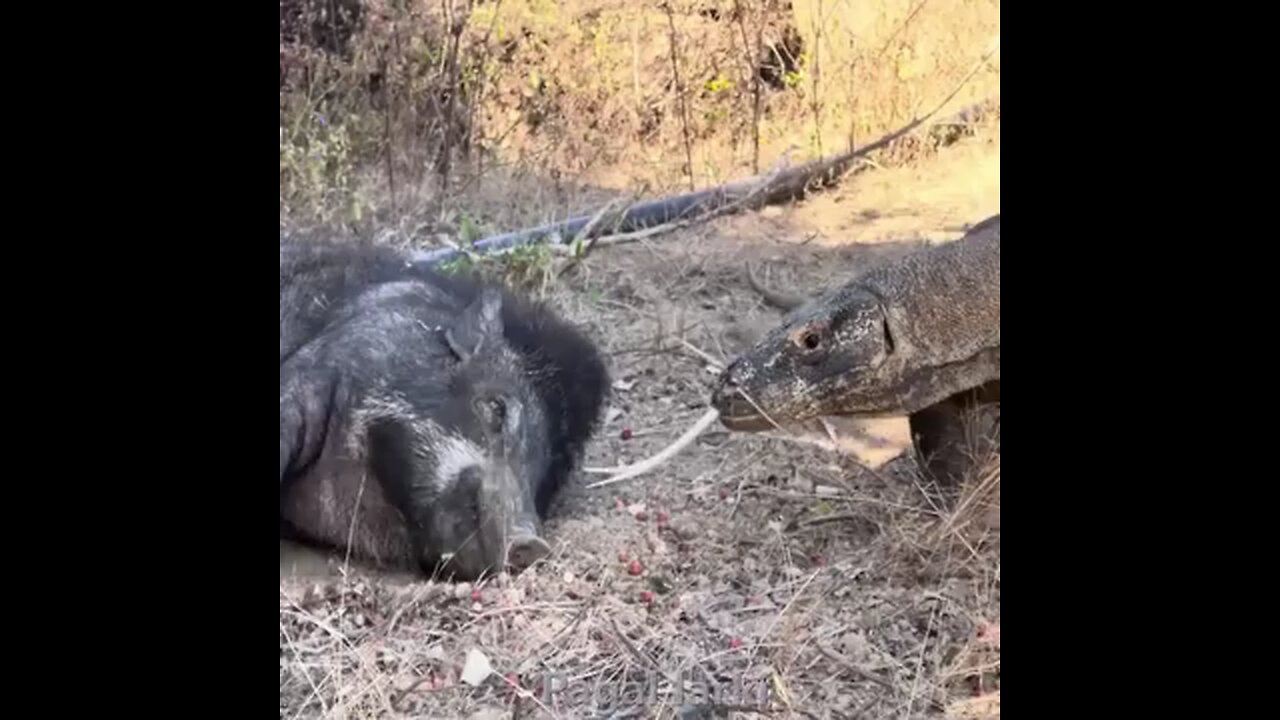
[788,323,827,355]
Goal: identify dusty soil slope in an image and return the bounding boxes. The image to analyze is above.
[280,128,1001,720]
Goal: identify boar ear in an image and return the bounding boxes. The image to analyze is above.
[445,287,504,362]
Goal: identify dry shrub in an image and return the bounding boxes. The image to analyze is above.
[280,0,1001,233]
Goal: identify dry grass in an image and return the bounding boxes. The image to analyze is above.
[281,125,1001,719]
[281,0,999,234]
[280,454,1000,718]
[281,451,1000,718]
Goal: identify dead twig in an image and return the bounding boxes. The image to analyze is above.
[813,641,897,691]
[554,194,639,277]
[677,338,724,370]
[785,513,865,532]
[662,1,696,192]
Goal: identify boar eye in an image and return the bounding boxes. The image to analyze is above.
[476,396,506,433]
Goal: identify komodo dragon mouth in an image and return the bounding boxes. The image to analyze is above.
[711,384,786,432]
[719,411,774,432]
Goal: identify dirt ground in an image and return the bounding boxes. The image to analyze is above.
[280,128,1001,720]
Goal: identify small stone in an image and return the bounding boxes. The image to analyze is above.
[669,521,699,541]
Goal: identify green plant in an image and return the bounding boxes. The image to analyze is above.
[280,114,368,226]
[436,239,556,297]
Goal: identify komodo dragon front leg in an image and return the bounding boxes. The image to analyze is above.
[713,216,1001,484]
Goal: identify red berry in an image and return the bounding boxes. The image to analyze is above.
[628,559,643,576]
[729,637,743,649]
[471,589,483,602]
[635,510,648,521]
[640,590,655,604]
[621,427,633,440]
[812,555,826,567]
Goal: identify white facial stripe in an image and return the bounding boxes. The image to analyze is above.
[346,393,416,459]
[434,432,489,491]
[506,400,522,431]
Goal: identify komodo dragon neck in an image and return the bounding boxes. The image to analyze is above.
[864,223,1000,378]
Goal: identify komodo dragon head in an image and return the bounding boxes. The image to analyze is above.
[711,282,900,430]
[713,216,1000,431]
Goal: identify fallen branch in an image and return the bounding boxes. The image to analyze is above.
[544,167,784,255]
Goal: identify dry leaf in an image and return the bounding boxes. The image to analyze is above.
[460,647,493,687]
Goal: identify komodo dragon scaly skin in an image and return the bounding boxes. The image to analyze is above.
[712,216,1000,477]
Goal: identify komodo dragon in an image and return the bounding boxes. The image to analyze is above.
[710,215,1000,481]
